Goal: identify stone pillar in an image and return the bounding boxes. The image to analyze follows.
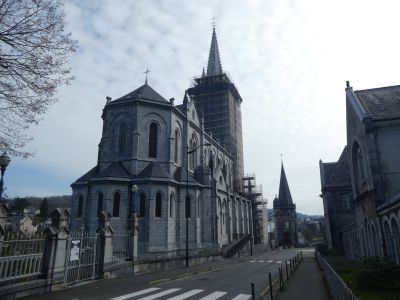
[0,203,10,253]
[42,208,70,290]
[97,211,114,278]
[128,213,139,274]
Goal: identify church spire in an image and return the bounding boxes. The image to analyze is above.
[206,27,223,76]
[278,162,294,206]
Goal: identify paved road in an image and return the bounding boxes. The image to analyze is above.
[24,248,312,300]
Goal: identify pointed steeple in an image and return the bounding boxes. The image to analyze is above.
[206,27,223,76]
[202,67,206,78]
[278,162,294,206]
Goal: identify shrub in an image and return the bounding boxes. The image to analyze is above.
[355,257,400,289]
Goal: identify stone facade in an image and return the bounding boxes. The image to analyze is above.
[319,147,355,251]
[320,82,400,263]
[70,29,259,259]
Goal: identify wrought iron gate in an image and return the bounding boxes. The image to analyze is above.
[64,232,99,286]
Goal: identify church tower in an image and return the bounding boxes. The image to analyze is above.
[273,163,298,247]
[187,27,244,192]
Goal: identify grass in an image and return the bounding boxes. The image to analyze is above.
[339,271,400,300]
[327,256,400,300]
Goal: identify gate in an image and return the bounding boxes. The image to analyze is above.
[64,232,99,286]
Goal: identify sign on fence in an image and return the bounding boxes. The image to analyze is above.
[70,239,80,262]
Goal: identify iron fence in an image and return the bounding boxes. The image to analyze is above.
[0,231,46,285]
[315,251,357,300]
[112,231,130,264]
[64,231,99,286]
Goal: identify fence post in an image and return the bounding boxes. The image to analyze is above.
[251,282,255,300]
[42,208,69,291]
[0,203,10,252]
[269,272,273,300]
[285,261,289,280]
[128,213,139,275]
[97,211,114,278]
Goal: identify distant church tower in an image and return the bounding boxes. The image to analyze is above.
[273,163,298,247]
[187,27,244,192]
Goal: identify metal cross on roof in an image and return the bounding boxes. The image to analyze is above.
[212,17,216,29]
[144,67,151,84]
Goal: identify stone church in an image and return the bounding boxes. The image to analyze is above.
[70,28,264,258]
[273,163,298,247]
[320,82,400,263]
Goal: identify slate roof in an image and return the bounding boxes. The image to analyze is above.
[355,85,400,119]
[74,166,98,182]
[137,162,170,179]
[173,167,198,184]
[74,162,130,183]
[276,163,294,206]
[113,83,169,104]
[328,147,351,187]
[94,162,130,179]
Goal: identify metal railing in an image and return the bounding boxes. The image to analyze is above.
[0,231,46,285]
[259,252,303,300]
[315,251,357,300]
[112,231,130,264]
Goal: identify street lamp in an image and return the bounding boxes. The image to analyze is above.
[130,183,138,276]
[186,143,211,267]
[0,152,11,201]
[131,184,138,213]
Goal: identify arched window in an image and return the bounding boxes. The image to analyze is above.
[118,122,126,155]
[391,218,400,263]
[148,123,158,158]
[155,193,162,217]
[169,193,174,218]
[97,192,103,216]
[185,196,191,218]
[174,129,179,163]
[139,193,146,217]
[384,221,396,262]
[77,195,83,217]
[113,192,120,217]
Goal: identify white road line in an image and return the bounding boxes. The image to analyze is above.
[276,261,282,263]
[166,289,204,300]
[111,288,161,300]
[136,288,181,300]
[267,260,273,263]
[249,260,256,263]
[258,260,264,262]
[231,294,251,300]
[198,291,227,300]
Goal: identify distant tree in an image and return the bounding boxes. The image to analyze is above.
[39,198,49,220]
[10,197,29,211]
[0,0,78,157]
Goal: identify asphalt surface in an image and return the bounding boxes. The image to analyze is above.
[22,248,312,300]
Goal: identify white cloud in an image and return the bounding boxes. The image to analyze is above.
[7,0,400,215]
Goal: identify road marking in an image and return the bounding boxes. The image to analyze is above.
[199,291,227,300]
[137,288,181,300]
[258,260,265,262]
[166,289,203,299]
[276,261,282,263]
[231,294,251,300]
[111,288,161,300]
[249,260,256,263]
[267,260,273,263]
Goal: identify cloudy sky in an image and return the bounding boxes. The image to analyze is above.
[5,0,400,215]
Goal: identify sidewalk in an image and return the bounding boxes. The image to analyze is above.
[275,253,330,300]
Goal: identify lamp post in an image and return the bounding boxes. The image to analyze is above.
[186,143,211,268]
[131,184,138,213]
[0,152,11,201]
[130,183,138,276]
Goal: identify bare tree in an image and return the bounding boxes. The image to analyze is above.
[0,0,77,157]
